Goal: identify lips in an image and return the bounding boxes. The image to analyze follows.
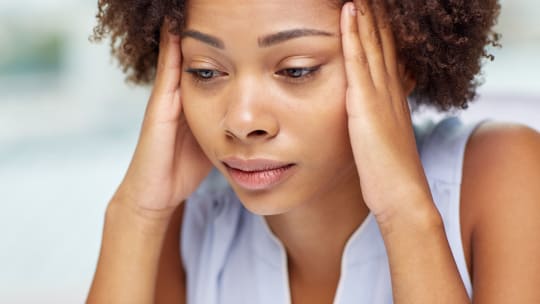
[222,157,296,191]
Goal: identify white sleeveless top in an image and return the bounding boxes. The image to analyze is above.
[181,116,488,304]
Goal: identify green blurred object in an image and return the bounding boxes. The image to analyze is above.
[0,29,65,76]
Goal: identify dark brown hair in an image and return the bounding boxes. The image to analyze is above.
[92,0,500,111]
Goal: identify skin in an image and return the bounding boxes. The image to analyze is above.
[87,0,540,303]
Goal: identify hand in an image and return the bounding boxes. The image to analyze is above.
[341,1,433,222]
[112,20,212,216]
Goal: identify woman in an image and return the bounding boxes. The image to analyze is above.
[87,0,540,303]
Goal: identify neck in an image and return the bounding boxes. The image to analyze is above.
[264,166,369,281]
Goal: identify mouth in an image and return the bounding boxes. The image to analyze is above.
[222,157,297,191]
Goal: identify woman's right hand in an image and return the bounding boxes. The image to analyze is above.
[112,20,212,216]
[87,21,208,304]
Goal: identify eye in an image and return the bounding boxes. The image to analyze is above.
[282,68,311,78]
[276,66,321,83]
[185,68,226,83]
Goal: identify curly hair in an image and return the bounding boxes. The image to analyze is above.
[91,0,500,111]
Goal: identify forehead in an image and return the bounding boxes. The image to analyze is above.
[184,0,341,34]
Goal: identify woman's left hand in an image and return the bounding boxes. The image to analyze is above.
[341,0,435,225]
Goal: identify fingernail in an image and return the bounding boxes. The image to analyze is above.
[349,2,357,16]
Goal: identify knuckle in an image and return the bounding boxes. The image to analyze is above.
[369,29,381,46]
[348,51,368,66]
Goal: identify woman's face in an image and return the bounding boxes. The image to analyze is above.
[181,0,359,215]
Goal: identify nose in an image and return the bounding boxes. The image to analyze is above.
[222,79,279,144]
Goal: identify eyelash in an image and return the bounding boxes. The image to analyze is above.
[277,66,321,83]
[184,66,321,85]
[185,69,225,84]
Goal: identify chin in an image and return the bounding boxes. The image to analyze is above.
[230,185,298,216]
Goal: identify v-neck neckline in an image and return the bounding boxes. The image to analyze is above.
[252,210,385,304]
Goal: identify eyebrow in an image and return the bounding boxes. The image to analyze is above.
[258,29,335,47]
[180,28,335,50]
[181,30,225,49]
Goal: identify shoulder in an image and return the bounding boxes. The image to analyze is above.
[460,121,540,302]
[461,121,540,236]
[461,121,540,219]
[465,121,540,164]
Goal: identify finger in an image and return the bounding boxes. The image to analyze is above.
[341,2,373,90]
[134,20,183,171]
[153,18,182,99]
[145,19,182,124]
[353,0,387,86]
[371,3,412,114]
[372,1,399,78]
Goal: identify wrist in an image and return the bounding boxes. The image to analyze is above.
[90,196,177,303]
[106,198,177,235]
[375,196,443,238]
[109,188,180,221]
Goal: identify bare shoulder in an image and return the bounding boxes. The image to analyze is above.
[460,121,540,303]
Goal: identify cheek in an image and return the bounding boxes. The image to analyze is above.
[299,70,348,135]
[321,63,348,132]
[181,87,218,153]
[303,75,351,161]
[180,86,199,131]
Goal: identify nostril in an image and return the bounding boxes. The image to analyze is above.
[248,130,267,137]
[225,130,236,139]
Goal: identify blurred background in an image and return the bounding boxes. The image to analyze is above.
[0,0,539,302]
